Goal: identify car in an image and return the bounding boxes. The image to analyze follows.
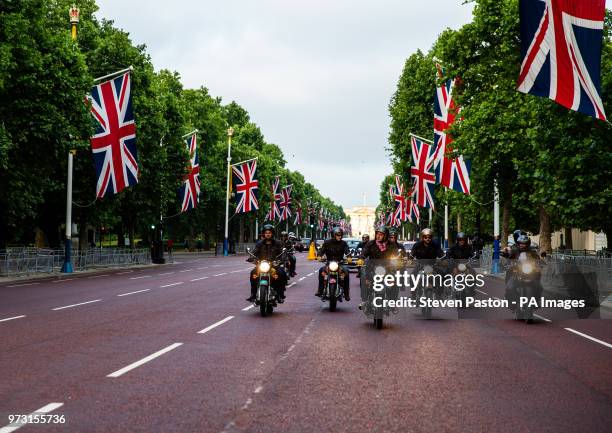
[403,241,416,252]
[342,237,363,272]
[293,238,305,252]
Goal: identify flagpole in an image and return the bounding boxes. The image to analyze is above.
[223,127,234,256]
[409,132,434,144]
[444,204,449,248]
[493,179,500,273]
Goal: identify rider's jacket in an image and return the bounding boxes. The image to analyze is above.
[448,243,474,259]
[253,239,283,261]
[319,238,349,261]
[411,240,444,260]
[360,240,399,260]
[356,241,368,250]
[503,246,540,261]
[389,241,405,253]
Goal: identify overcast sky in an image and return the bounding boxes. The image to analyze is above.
[96,0,475,210]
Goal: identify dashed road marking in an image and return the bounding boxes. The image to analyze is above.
[107,343,183,378]
[298,277,306,281]
[0,315,26,323]
[179,269,194,273]
[534,313,551,322]
[117,271,133,275]
[52,299,101,311]
[242,305,255,311]
[213,273,227,277]
[130,275,152,280]
[160,282,183,288]
[6,283,39,288]
[87,274,110,279]
[287,282,296,288]
[190,277,209,282]
[158,272,175,276]
[117,289,150,297]
[475,289,488,295]
[197,266,208,270]
[564,328,612,349]
[0,402,64,433]
[198,316,234,334]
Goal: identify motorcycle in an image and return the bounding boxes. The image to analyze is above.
[507,252,541,323]
[320,259,347,312]
[413,256,446,320]
[247,248,287,317]
[360,255,404,329]
[450,254,477,307]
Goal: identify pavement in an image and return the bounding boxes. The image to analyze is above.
[0,253,610,433]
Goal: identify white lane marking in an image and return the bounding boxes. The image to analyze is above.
[130,275,152,280]
[242,305,255,311]
[107,343,183,378]
[160,282,183,288]
[0,402,64,433]
[254,386,263,394]
[190,277,209,282]
[212,264,222,267]
[475,289,488,295]
[564,328,612,349]
[533,313,552,322]
[117,289,150,297]
[197,266,209,270]
[51,279,74,283]
[52,299,101,311]
[213,273,227,277]
[198,316,234,334]
[0,315,26,323]
[117,271,133,275]
[287,282,296,288]
[307,273,314,276]
[6,283,39,288]
[158,272,175,276]
[298,277,306,281]
[179,269,194,273]
[88,274,110,279]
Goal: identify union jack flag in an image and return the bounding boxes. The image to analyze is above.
[279,185,292,221]
[517,0,606,121]
[433,65,471,195]
[410,136,436,209]
[88,72,138,198]
[294,202,302,225]
[265,176,281,221]
[390,175,407,222]
[178,133,200,212]
[405,185,420,224]
[232,159,259,213]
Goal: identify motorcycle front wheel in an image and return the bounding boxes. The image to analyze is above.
[329,285,337,312]
[422,288,433,320]
[374,317,383,330]
[260,288,268,317]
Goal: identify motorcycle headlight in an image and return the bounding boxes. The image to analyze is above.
[521,263,533,274]
[329,261,339,272]
[458,263,467,272]
[374,265,386,276]
[423,265,433,274]
[259,261,271,273]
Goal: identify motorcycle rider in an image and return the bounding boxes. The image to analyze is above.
[246,224,288,303]
[448,232,474,259]
[410,228,444,259]
[503,234,543,309]
[280,231,297,277]
[316,226,351,301]
[357,234,370,250]
[387,229,405,254]
[358,225,400,306]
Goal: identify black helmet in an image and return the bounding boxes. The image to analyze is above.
[362,234,369,241]
[456,232,467,240]
[516,234,531,247]
[513,229,524,243]
[375,225,389,237]
[388,229,398,238]
[262,224,275,234]
[332,226,343,236]
[280,231,288,237]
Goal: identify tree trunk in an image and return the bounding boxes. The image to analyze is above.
[564,227,573,250]
[117,223,125,247]
[128,223,135,250]
[501,191,512,248]
[78,213,88,250]
[239,216,245,245]
[539,206,552,254]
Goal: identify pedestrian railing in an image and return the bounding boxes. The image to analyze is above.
[0,247,150,277]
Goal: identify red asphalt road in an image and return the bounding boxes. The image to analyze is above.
[0,253,611,433]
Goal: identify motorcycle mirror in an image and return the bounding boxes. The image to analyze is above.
[540,251,547,258]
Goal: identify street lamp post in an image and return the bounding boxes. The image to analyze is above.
[62,6,79,273]
[223,127,234,256]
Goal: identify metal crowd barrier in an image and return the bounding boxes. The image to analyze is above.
[0,248,150,277]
